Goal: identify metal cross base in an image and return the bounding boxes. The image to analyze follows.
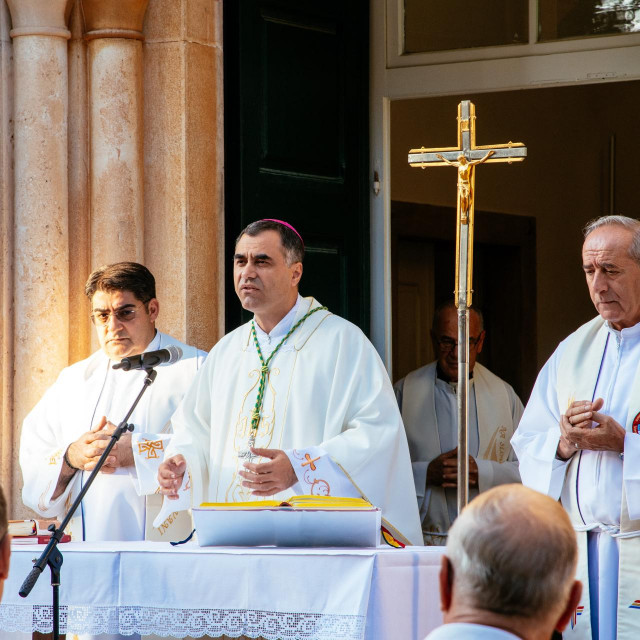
[238,432,258,462]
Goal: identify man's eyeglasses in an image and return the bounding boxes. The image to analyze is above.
[90,304,145,326]
[435,335,482,352]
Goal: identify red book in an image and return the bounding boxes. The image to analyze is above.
[11,533,71,545]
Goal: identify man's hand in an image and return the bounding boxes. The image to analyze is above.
[53,416,120,499]
[558,397,626,459]
[426,447,479,488]
[65,416,117,473]
[94,421,134,472]
[158,455,187,499]
[238,448,297,497]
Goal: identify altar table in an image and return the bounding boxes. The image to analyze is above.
[0,541,443,639]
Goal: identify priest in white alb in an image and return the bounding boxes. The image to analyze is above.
[395,301,523,545]
[158,219,423,546]
[20,262,206,548]
[512,216,640,640]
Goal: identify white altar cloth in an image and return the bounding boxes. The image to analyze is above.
[0,541,443,639]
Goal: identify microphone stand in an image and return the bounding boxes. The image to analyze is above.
[18,366,159,640]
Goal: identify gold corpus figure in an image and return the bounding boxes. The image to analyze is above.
[436,151,495,221]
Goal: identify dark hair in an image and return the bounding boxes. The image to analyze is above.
[84,262,156,303]
[236,220,304,265]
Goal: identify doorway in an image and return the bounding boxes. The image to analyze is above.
[390,81,640,402]
[391,202,536,401]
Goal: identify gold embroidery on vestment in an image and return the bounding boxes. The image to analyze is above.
[137,438,164,459]
[225,366,280,501]
[482,425,508,463]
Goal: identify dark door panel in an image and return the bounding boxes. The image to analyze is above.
[224,0,370,332]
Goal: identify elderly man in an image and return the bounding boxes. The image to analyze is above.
[20,262,206,546]
[395,301,523,544]
[0,487,9,601]
[426,484,582,640]
[512,215,640,639]
[158,219,422,546]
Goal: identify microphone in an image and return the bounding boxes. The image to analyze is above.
[112,345,183,371]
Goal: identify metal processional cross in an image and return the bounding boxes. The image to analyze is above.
[408,100,527,516]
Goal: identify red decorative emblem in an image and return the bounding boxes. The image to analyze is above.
[633,412,640,434]
[571,605,584,629]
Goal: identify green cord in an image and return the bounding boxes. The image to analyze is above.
[249,305,328,433]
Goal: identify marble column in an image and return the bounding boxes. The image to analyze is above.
[6,0,71,515]
[83,0,149,267]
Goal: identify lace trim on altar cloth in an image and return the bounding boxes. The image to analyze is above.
[0,605,366,639]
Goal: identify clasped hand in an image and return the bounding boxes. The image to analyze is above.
[66,416,133,473]
[158,447,297,499]
[427,447,479,488]
[557,397,626,460]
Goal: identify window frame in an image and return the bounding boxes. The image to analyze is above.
[387,0,640,70]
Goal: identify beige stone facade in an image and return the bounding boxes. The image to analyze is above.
[0,0,224,518]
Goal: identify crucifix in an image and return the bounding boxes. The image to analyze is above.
[408,100,526,516]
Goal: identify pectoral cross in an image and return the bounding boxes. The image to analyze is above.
[408,100,526,515]
[238,430,258,462]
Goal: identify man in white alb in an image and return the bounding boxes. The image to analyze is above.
[158,219,422,546]
[512,215,640,639]
[425,484,581,640]
[20,262,206,547]
[395,301,522,544]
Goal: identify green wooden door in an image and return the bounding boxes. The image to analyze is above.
[224,0,370,332]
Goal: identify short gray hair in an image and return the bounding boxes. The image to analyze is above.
[432,299,484,332]
[446,484,577,619]
[583,215,640,264]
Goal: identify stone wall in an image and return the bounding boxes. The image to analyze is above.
[0,0,223,518]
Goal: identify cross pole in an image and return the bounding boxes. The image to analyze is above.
[407,100,526,516]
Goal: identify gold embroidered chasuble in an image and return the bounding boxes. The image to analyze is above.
[166,297,423,546]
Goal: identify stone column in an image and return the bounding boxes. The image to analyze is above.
[143,0,224,350]
[83,0,149,267]
[7,0,71,517]
[68,1,91,363]
[0,0,15,514]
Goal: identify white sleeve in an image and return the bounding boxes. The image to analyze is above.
[164,354,214,509]
[285,446,363,498]
[510,345,571,499]
[131,433,173,495]
[19,378,81,517]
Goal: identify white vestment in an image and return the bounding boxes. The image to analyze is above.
[20,331,206,543]
[165,297,423,546]
[511,317,640,640]
[395,362,522,544]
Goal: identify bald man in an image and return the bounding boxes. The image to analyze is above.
[426,484,582,640]
[395,301,523,544]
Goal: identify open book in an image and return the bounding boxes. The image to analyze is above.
[201,495,375,510]
[193,495,381,547]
